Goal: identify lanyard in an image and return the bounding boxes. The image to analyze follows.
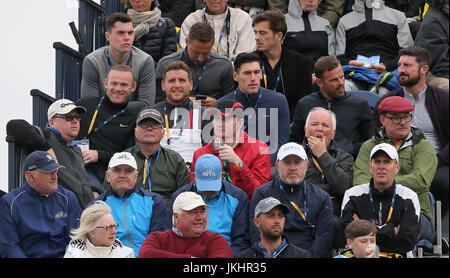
[311,157,326,183]
[139,145,161,191]
[234,88,263,131]
[369,187,396,226]
[261,62,281,91]
[87,96,126,135]
[106,47,132,70]
[289,184,309,224]
[164,101,193,145]
[179,50,209,94]
[204,7,230,56]
[393,140,403,150]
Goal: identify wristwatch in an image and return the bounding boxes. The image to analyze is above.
[234,162,245,171]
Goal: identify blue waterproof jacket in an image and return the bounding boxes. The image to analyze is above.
[0,182,81,258]
[95,185,168,257]
[250,179,334,258]
[167,180,250,256]
[343,65,401,90]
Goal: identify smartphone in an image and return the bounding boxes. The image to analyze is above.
[195,95,207,100]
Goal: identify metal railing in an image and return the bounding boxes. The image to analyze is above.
[53,42,84,102]
[7,90,55,191]
[100,0,124,17]
[30,89,56,127]
[79,0,107,54]
[7,0,125,192]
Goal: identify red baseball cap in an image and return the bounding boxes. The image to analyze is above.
[209,99,244,118]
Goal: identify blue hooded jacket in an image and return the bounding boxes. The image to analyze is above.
[250,179,334,258]
[0,182,81,258]
[95,185,168,257]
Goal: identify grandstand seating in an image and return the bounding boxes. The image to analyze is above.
[417,193,445,257]
[6,0,116,192]
[4,0,447,258]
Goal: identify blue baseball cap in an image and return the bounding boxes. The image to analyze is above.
[23,151,65,173]
[195,154,222,192]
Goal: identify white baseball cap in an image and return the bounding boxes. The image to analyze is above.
[370,143,399,162]
[173,192,210,212]
[47,99,86,120]
[108,152,138,170]
[277,142,308,162]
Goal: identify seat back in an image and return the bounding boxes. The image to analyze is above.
[347,90,381,109]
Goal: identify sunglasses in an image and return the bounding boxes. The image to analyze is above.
[54,115,81,122]
[137,122,163,129]
[96,223,119,231]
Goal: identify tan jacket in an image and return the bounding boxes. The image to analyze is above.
[179,7,256,62]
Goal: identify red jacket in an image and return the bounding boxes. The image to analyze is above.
[138,230,233,258]
[190,131,271,201]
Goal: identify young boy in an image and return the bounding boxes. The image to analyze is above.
[335,219,378,258]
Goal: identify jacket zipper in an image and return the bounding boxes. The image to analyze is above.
[122,198,132,248]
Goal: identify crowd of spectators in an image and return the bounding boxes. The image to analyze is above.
[1,0,448,259]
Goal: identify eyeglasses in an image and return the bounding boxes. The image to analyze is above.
[383,113,412,124]
[137,122,163,129]
[54,115,81,122]
[96,223,119,231]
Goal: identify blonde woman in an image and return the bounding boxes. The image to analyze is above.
[64,201,134,258]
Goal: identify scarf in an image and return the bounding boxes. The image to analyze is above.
[127,7,162,41]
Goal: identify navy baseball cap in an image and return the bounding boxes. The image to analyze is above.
[23,151,65,173]
[195,154,222,192]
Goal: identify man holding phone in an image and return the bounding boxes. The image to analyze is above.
[154,60,211,165]
[155,22,235,107]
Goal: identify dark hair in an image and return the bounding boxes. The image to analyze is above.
[163,61,192,81]
[233,52,261,72]
[188,22,215,44]
[105,13,133,32]
[314,56,341,79]
[345,219,377,240]
[252,9,287,36]
[399,46,431,68]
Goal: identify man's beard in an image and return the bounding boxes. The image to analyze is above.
[399,72,420,87]
[261,226,282,241]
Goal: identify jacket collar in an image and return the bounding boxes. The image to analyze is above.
[46,126,76,146]
[376,126,425,149]
[369,178,396,199]
[287,0,319,18]
[109,184,140,199]
[354,0,385,11]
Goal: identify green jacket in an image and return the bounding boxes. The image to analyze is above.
[104,144,190,206]
[353,127,437,218]
[317,0,346,28]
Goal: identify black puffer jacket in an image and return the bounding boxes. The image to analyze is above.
[237,237,310,258]
[124,3,178,65]
[158,0,195,27]
[132,17,177,66]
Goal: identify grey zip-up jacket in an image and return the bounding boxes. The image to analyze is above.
[335,0,413,71]
[284,0,335,63]
[81,46,156,110]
